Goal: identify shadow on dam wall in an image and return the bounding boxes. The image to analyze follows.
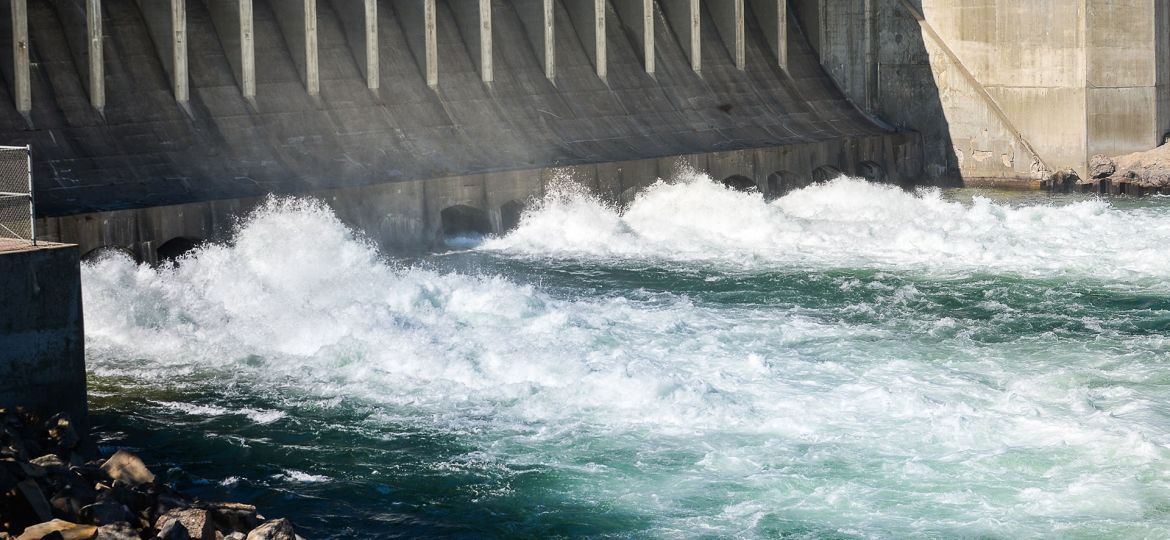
[791,0,956,185]
[0,0,926,255]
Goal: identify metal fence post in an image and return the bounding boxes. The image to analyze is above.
[26,144,34,245]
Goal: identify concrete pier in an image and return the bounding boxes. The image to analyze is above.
[9,0,29,115]
[613,0,654,74]
[207,0,255,98]
[86,0,103,110]
[564,0,604,79]
[747,0,786,69]
[0,240,85,422]
[708,0,745,70]
[661,0,700,73]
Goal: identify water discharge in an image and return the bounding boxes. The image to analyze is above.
[83,175,1170,538]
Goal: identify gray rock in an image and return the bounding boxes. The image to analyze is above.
[1090,154,1116,179]
[156,519,192,540]
[245,519,296,540]
[201,502,261,533]
[224,534,247,540]
[156,508,215,540]
[95,522,141,540]
[15,478,53,522]
[83,501,133,525]
[100,451,156,486]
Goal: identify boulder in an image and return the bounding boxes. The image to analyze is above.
[95,522,140,540]
[223,534,247,540]
[156,508,215,540]
[1089,154,1116,179]
[155,519,191,540]
[201,502,261,533]
[15,479,53,522]
[14,520,97,540]
[82,501,133,525]
[245,519,296,540]
[45,415,80,452]
[100,451,155,486]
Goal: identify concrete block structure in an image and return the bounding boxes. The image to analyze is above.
[802,0,1170,185]
[0,241,85,421]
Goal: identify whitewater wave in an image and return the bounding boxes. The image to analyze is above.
[483,171,1170,280]
[81,195,1170,537]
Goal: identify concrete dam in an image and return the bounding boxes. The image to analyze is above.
[0,0,1167,259]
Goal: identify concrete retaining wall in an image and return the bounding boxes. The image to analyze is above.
[0,242,86,422]
[39,132,920,260]
[803,0,1170,185]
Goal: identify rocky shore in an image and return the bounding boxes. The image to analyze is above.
[1048,143,1170,195]
[0,408,302,540]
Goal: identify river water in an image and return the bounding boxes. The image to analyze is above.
[82,174,1170,538]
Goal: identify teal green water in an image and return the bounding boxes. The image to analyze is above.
[83,178,1170,538]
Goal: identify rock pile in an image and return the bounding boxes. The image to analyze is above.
[0,408,302,540]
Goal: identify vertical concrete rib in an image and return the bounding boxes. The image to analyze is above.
[425,0,437,87]
[747,0,785,69]
[240,0,255,98]
[708,0,743,69]
[479,0,491,82]
[304,0,319,95]
[564,0,605,79]
[364,0,378,90]
[172,0,188,102]
[10,0,30,114]
[614,0,653,74]
[661,0,699,73]
[86,0,104,110]
[515,0,555,80]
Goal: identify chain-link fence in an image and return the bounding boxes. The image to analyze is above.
[0,145,34,246]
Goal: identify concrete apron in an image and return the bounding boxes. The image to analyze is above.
[38,132,920,264]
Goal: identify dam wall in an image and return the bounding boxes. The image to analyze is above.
[42,132,918,260]
[0,0,900,218]
[802,0,1170,185]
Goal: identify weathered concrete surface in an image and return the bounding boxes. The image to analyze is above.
[0,240,86,421]
[0,0,891,218]
[804,0,1170,185]
[39,132,919,259]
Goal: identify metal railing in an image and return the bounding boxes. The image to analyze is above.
[0,145,34,246]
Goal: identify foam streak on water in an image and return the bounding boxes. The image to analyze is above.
[82,182,1170,538]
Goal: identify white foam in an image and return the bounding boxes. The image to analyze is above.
[81,195,1170,537]
[484,171,1170,281]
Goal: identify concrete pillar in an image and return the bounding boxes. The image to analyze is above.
[661,0,699,73]
[363,0,377,90]
[132,0,189,102]
[453,0,491,83]
[707,0,743,69]
[172,0,188,102]
[564,0,605,79]
[613,0,653,74]
[271,0,319,95]
[304,0,318,95]
[514,0,555,80]
[747,0,785,69]
[86,0,104,110]
[392,0,437,87]
[208,0,256,98]
[10,0,29,114]
[331,0,379,91]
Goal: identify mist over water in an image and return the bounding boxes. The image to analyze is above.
[83,175,1170,538]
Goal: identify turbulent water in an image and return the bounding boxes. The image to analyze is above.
[82,174,1170,539]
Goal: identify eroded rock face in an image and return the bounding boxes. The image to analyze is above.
[1090,154,1116,179]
